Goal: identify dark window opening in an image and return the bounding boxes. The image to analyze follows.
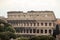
[33,29,36,33]
[45,23,47,26]
[37,23,39,26]
[45,30,47,33]
[41,23,43,26]
[49,30,51,34]
[27,29,28,33]
[27,23,29,26]
[24,23,26,26]
[49,23,51,26]
[14,27,20,33]
[24,29,25,33]
[37,29,39,33]
[41,30,43,33]
[21,30,22,33]
[34,23,36,26]
[30,23,32,26]
[30,29,32,33]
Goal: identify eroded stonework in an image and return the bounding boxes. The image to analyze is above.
[7,11,56,38]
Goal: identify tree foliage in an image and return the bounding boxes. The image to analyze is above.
[53,24,60,38]
[0,19,16,40]
[17,37,30,40]
[31,35,55,40]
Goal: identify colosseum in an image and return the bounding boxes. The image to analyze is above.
[7,11,56,38]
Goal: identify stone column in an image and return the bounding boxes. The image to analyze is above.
[23,23,24,27]
[52,22,53,27]
[35,23,37,27]
[47,29,49,35]
[47,22,49,27]
[48,29,53,35]
[43,22,45,27]
[35,29,37,34]
[28,29,30,33]
[32,29,33,33]
[22,29,23,33]
[43,29,45,34]
[31,29,32,33]
[20,23,21,27]
[22,23,23,27]
[37,23,39,27]
[25,28,27,33]
[29,23,30,27]
[32,23,34,27]
[24,29,25,33]
[39,23,40,27]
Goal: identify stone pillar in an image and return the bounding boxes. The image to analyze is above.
[37,23,39,27]
[25,28,27,33]
[35,29,37,34]
[23,23,24,27]
[32,29,33,33]
[24,28,25,33]
[28,29,30,33]
[43,29,45,34]
[27,22,29,27]
[29,23,30,27]
[51,29,53,35]
[31,29,33,33]
[52,22,53,27]
[26,23,28,27]
[18,23,19,26]
[35,23,37,27]
[32,23,34,27]
[44,22,45,27]
[47,22,49,27]
[22,23,23,27]
[47,29,49,35]
[39,23,40,27]
[39,29,41,34]
[22,29,23,33]
[20,23,21,27]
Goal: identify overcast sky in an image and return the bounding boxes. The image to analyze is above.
[0,0,60,18]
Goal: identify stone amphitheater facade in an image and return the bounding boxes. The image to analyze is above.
[6,11,56,38]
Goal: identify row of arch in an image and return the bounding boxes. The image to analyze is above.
[15,27,52,34]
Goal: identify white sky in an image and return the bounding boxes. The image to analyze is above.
[0,0,60,18]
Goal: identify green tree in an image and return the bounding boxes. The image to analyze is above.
[0,19,17,40]
[18,37,30,40]
[31,35,55,40]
